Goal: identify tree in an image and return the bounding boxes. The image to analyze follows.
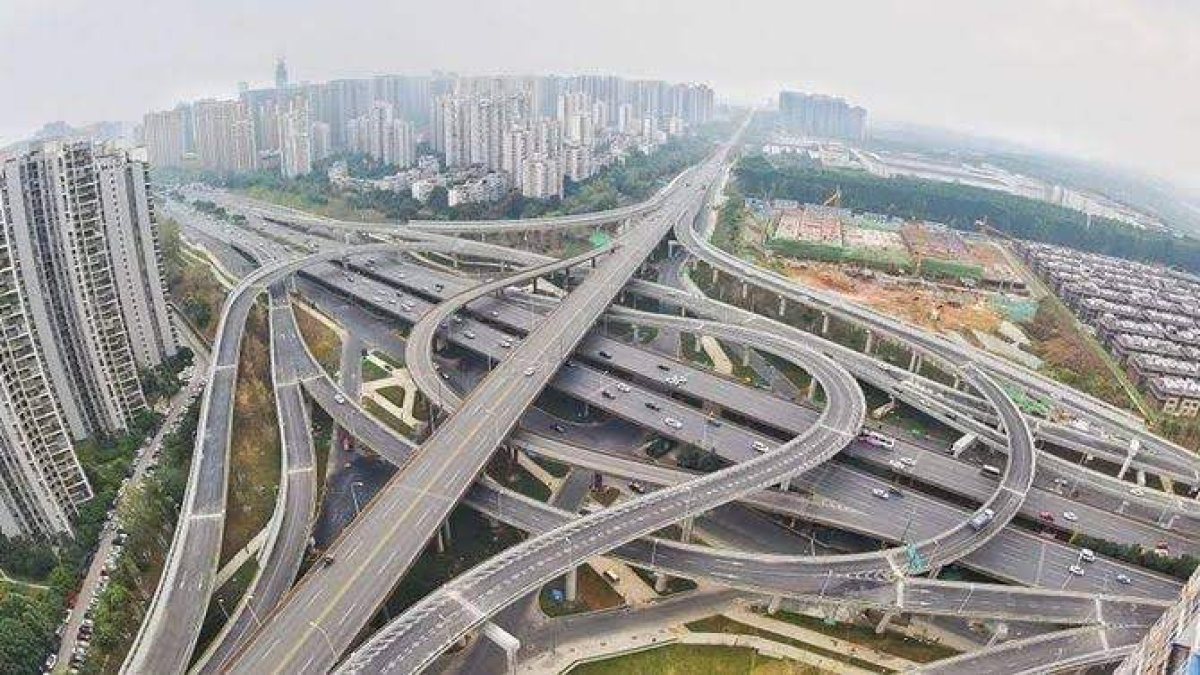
[427,186,449,211]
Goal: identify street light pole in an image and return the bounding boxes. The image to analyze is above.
[351,481,364,516]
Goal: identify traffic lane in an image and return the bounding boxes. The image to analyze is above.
[918,626,1141,674]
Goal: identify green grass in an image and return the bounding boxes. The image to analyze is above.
[488,455,552,501]
[194,559,258,657]
[363,398,418,438]
[376,385,407,410]
[685,616,882,672]
[533,456,570,478]
[765,610,959,663]
[630,566,697,595]
[362,358,391,382]
[570,644,812,675]
[373,350,405,369]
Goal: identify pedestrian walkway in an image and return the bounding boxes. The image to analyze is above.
[699,335,733,375]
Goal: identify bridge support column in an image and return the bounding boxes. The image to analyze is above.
[778,296,786,317]
[565,567,578,602]
[986,622,1008,648]
[908,352,922,373]
[1136,469,1146,487]
[951,374,960,390]
[632,325,641,342]
[435,525,447,553]
[767,595,782,615]
[820,312,830,335]
[806,379,818,402]
[875,610,897,634]
[680,516,695,544]
[482,622,520,675]
[864,331,875,355]
[711,267,719,285]
[742,346,751,368]
[778,474,791,492]
[741,282,749,300]
[654,572,669,593]
[1117,438,1140,481]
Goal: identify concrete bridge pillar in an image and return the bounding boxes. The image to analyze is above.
[875,610,898,634]
[864,331,875,355]
[680,516,695,544]
[767,595,782,615]
[908,352,923,373]
[482,622,520,675]
[820,312,830,335]
[1117,438,1140,481]
[632,325,641,342]
[986,622,1009,648]
[565,567,578,602]
[778,296,787,317]
[711,267,719,285]
[741,281,749,300]
[778,474,791,492]
[742,346,752,368]
[806,379,818,402]
[654,572,669,593]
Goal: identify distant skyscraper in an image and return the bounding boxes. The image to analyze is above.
[345,101,417,168]
[193,100,258,172]
[278,98,313,178]
[778,91,867,142]
[310,122,332,163]
[142,107,187,168]
[275,57,289,90]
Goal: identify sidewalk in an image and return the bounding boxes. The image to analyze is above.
[725,607,918,671]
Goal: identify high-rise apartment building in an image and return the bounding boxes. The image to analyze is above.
[193,100,258,172]
[778,91,867,142]
[142,107,187,168]
[345,102,416,169]
[0,141,174,538]
[278,98,313,178]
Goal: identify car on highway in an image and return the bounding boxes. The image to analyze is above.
[616,383,631,393]
[463,330,476,339]
[1068,565,1084,576]
[859,430,895,449]
[663,417,683,429]
[499,339,513,349]
[899,456,915,467]
[889,459,905,470]
[334,394,346,404]
[1116,573,1133,585]
[1129,486,1146,497]
[602,569,621,584]
[981,464,1002,478]
[489,310,500,318]
[871,488,890,500]
[628,481,646,494]
[552,424,566,434]
[1038,511,1055,523]
[600,389,615,399]
[1062,511,1079,522]
[656,364,670,371]
[598,350,612,359]
[968,508,995,531]
[645,401,661,411]
[751,440,769,453]
[523,367,536,377]
[1080,548,1096,563]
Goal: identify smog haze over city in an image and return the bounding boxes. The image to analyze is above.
[5,2,1200,675]
[2,0,1198,189]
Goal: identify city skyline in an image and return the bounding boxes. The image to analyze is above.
[1,0,1198,191]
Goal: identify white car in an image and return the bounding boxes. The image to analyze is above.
[871,488,890,500]
[899,456,916,467]
[889,460,906,470]
[1116,573,1132,585]
[616,383,632,393]
[751,440,769,452]
[499,340,513,349]
[663,417,683,429]
[463,330,476,339]
[1129,486,1146,497]
[334,394,346,404]
[1068,565,1084,576]
[523,367,536,377]
[1062,511,1078,522]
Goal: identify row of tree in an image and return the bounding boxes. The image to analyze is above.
[1071,533,1198,581]
[735,155,1200,273]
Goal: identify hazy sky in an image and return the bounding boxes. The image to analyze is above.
[3,0,1197,186]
